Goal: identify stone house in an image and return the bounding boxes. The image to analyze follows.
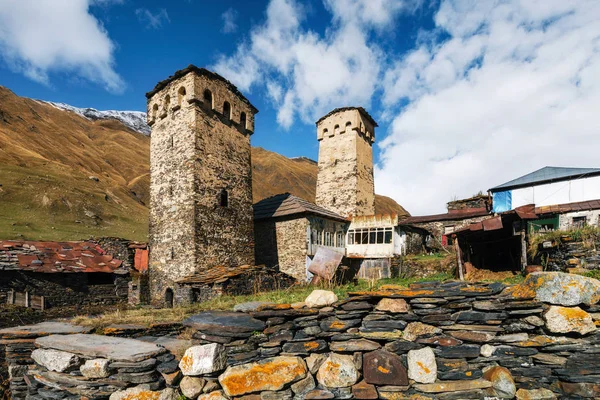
[253,193,349,281]
[0,240,146,308]
[146,65,258,307]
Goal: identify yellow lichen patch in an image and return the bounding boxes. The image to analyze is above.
[416,362,430,374]
[378,366,391,374]
[466,371,472,377]
[304,341,320,350]
[219,357,307,397]
[557,306,589,321]
[179,354,193,372]
[330,321,346,330]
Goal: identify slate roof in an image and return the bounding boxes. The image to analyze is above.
[399,207,490,224]
[0,241,124,273]
[253,193,349,222]
[490,166,600,192]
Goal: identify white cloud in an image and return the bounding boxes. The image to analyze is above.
[0,0,124,92]
[212,0,418,128]
[377,0,600,215]
[135,8,170,30]
[221,8,238,34]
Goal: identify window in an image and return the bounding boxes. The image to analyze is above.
[152,104,158,119]
[336,231,344,247]
[240,112,247,129]
[219,189,228,207]
[164,95,170,112]
[223,101,231,120]
[384,229,393,244]
[168,134,173,148]
[323,128,328,136]
[347,227,394,245]
[203,89,213,109]
[572,216,587,228]
[334,124,340,135]
[345,121,351,129]
[177,87,186,106]
[170,247,175,260]
[324,232,333,247]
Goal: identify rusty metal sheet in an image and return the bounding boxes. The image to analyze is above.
[308,247,344,281]
[483,216,503,231]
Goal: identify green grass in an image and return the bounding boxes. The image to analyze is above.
[407,253,448,261]
[583,270,600,280]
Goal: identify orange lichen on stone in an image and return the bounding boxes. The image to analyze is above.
[557,306,589,321]
[304,341,320,350]
[466,371,472,376]
[416,362,430,374]
[378,366,391,374]
[330,321,346,329]
[348,289,435,298]
[179,354,193,372]
[219,356,307,397]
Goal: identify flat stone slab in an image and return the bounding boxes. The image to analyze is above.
[0,322,91,339]
[183,311,265,333]
[233,301,275,313]
[137,336,193,358]
[36,334,166,362]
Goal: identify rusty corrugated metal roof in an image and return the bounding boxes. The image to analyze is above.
[400,207,490,224]
[0,240,123,273]
[535,199,600,215]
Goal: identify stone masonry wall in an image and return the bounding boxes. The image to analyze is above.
[5,272,600,399]
[148,69,256,306]
[0,271,128,307]
[316,109,375,218]
[255,217,309,281]
[410,215,491,251]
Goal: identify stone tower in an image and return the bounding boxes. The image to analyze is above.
[315,107,377,217]
[146,66,257,306]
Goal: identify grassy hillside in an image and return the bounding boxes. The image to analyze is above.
[0,86,408,241]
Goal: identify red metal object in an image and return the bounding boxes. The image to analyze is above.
[134,249,149,273]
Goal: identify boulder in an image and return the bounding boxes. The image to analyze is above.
[507,272,600,306]
[316,353,359,388]
[480,344,496,357]
[35,334,165,362]
[233,301,275,313]
[515,388,557,399]
[180,376,206,399]
[413,379,492,393]
[197,391,228,400]
[183,311,266,333]
[305,290,338,308]
[483,366,516,399]
[218,356,307,396]
[402,322,442,342]
[407,347,437,384]
[109,386,161,400]
[80,358,111,378]
[544,306,596,335]
[291,374,316,396]
[352,380,378,399]
[375,298,410,313]
[363,349,408,386]
[31,349,80,372]
[179,343,227,376]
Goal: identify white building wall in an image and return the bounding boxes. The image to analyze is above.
[511,176,600,209]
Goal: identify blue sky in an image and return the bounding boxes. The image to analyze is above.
[0,0,433,162]
[1,0,599,215]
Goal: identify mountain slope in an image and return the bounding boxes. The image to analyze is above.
[0,86,408,241]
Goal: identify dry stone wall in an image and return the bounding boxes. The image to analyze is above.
[3,272,600,399]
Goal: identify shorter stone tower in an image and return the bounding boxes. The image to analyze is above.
[315,107,377,217]
[146,65,258,306]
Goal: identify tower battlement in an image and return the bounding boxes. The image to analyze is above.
[315,107,377,218]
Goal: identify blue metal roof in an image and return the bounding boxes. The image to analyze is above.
[489,166,600,192]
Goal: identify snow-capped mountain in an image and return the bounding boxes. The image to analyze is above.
[39,100,151,135]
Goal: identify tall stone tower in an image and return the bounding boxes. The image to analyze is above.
[315,107,377,217]
[146,66,257,306]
